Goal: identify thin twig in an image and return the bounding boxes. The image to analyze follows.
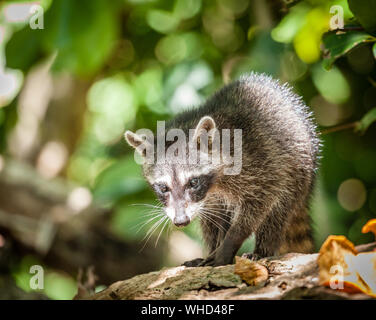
[320,121,359,135]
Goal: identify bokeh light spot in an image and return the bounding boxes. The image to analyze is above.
[155,34,187,65]
[146,9,179,34]
[174,0,201,20]
[312,64,350,104]
[337,178,367,212]
[87,76,137,144]
[310,95,348,127]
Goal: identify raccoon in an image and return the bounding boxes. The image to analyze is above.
[125,72,320,267]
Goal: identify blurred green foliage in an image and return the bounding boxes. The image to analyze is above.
[1,0,376,299]
[12,255,77,300]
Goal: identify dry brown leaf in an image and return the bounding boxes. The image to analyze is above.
[318,235,376,298]
[362,219,376,239]
[234,256,268,286]
[318,236,357,278]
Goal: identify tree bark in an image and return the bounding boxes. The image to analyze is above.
[0,159,165,287]
[87,242,376,300]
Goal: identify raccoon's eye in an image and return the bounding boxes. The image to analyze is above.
[158,184,169,194]
[189,177,200,189]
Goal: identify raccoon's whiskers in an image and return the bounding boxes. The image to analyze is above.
[203,201,234,211]
[155,217,170,247]
[129,203,163,209]
[133,211,165,233]
[200,208,230,222]
[129,202,165,232]
[143,215,166,240]
[138,209,165,220]
[200,206,230,216]
[198,211,227,234]
[139,215,167,252]
[203,201,234,210]
[199,209,232,226]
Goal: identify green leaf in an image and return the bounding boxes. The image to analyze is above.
[42,0,119,76]
[5,27,45,72]
[322,31,376,69]
[5,0,119,76]
[348,0,376,35]
[373,42,376,59]
[271,3,309,44]
[355,107,376,134]
[93,156,147,203]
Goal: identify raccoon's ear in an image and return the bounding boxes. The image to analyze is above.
[193,116,216,141]
[124,130,151,157]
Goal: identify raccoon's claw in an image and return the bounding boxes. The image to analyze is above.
[182,258,204,267]
[197,256,215,267]
[182,257,217,267]
[241,252,261,261]
[183,255,229,267]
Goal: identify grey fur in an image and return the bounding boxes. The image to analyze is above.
[126,72,321,266]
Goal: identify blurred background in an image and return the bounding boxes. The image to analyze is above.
[0,0,375,299]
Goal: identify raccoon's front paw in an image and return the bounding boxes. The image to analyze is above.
[198,256,231,267]
[182,258,204,267]
[197,256,215,267]
[241,252,262,261]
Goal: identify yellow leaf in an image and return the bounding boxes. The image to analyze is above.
[362,219,376,240]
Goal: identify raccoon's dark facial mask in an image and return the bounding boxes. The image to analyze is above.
[185,174,215,202]
[152,173,215,204]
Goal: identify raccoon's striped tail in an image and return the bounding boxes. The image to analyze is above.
[278,206,315,255]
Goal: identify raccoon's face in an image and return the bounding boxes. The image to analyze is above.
[125,116,219,227]
[146,163,216,226]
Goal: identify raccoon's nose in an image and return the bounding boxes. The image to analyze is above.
[174,215,190,227]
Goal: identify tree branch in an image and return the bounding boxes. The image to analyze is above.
[86,242,376,300]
